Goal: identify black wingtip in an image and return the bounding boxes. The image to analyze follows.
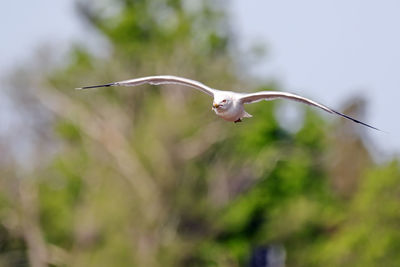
[332,110,383,132]
[75,83,115,90]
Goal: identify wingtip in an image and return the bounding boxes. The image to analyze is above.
[376,128,389,134]
[75,83,115,90]
[332,110,382,132]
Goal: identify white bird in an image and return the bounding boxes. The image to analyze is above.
[76,75,380,131]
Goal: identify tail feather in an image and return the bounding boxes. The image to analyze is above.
[243,111,253,118]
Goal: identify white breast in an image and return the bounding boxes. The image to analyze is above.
[214,102,244,121]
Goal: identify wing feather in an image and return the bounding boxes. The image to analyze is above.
[239,91,380,131]
[76,75,216,96]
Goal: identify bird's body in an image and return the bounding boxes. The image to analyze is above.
[210,91,247,122]
[77,75,380,131]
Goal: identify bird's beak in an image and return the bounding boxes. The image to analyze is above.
[213,103,220,108]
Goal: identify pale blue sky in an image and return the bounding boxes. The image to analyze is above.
[0,1,81,72]
[1,0,398,156]
[231,0,400,157]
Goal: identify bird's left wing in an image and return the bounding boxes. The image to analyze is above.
[239,91,381,131]
[76,75,216,96]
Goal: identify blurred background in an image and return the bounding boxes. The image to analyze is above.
[1,0,399,266]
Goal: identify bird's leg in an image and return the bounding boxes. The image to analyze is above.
[234,118,242,123]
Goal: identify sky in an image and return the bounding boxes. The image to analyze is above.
[231,0,400,157]
[0,1,82,73]
[1,0,399,157]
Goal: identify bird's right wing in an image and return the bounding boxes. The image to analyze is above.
[239,91,381,131]
[76,75,216,97]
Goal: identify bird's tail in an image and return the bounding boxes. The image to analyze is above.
[243,111,253,118]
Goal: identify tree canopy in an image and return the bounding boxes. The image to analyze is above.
[0,1,398,266]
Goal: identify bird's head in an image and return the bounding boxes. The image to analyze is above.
[212,95,232,111]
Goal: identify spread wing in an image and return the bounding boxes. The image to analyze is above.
[239,91,380,131]
[76,75,216,96]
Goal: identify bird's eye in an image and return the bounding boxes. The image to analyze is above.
[222,99,227,103]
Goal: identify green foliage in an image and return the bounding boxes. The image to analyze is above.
[0,0,399,266]
[314,162,400,267]
[55,120,82,143]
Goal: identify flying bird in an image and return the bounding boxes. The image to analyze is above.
[76,75,380,131]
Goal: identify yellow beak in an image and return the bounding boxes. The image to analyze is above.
[213,103,220,108]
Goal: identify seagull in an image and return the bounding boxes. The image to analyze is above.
[76,75,380,131]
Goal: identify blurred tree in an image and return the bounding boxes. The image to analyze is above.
[0,0,399,267]
[314,161,400,267]
[327,99,373,198]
